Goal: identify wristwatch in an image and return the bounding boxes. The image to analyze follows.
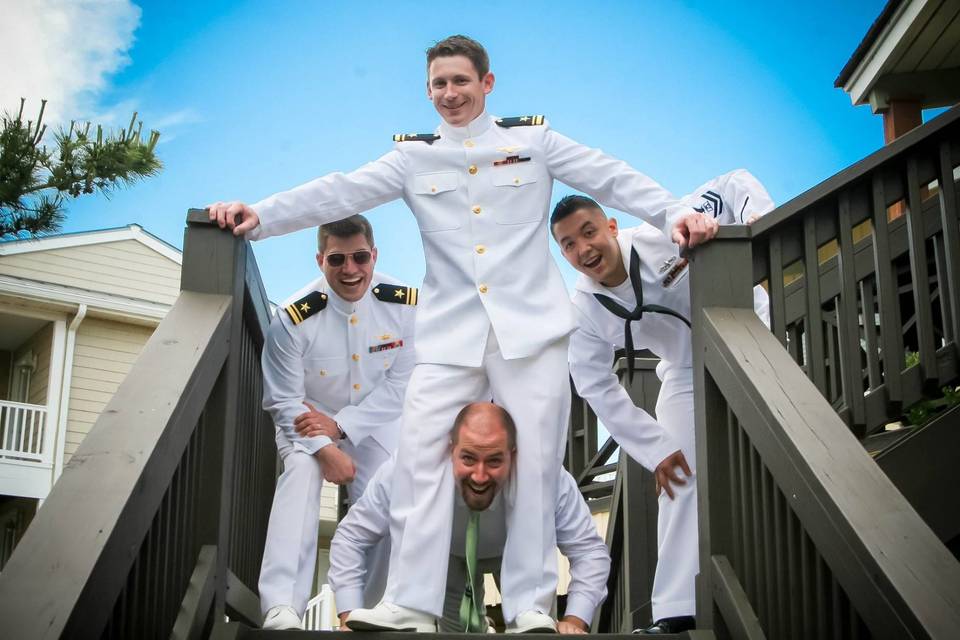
[337,422,347,440]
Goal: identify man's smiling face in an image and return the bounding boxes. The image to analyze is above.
[427,54,494,127]
[317,232,377,302]
[451,405,514,512]
[553,206,627,287]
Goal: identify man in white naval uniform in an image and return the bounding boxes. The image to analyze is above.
[550,172,773,635]
[324,403,610,634]
[259,215,417,630]
[208,35,718,632]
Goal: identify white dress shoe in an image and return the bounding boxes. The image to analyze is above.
[345,601,437,632]
[506,610,557,634]
[262,605,303,630]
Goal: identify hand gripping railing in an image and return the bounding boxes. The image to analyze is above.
[0,211,277,639]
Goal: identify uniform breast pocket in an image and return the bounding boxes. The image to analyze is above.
[411,171,462,232]
[490,161,542,224]
[303,356,348,379]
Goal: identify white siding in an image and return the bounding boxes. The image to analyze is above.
[0,239,180,305]
[12,324,52,406]
[63,318,153,463]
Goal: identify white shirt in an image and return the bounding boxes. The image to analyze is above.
[261,273,417,455]
[250,111,691,367]
[328,459,611,624]
[568,169,774,470]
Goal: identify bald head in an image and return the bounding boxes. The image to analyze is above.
[451,402,517,451]
[450,402,516,511]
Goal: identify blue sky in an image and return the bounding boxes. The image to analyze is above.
[6,1,894,302]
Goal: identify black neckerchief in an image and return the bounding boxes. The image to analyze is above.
[592,246,691,383]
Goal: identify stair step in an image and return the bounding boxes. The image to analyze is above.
[242,630,693,639]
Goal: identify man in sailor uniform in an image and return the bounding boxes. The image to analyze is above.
[258,215,417,630]
[551,172,772,634]
[326,403,610,634]
[208,35,718,632]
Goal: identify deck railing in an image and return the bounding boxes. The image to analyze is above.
[689,105,960,639]
[566,354,661,632]
[0,400,49,464]
[0,212,276,639]
[748,105,960,436]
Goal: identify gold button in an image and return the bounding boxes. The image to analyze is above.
[320,370,327,376]
[513,177,520,185]
[475,245,486,254]
[352,353,360,362]
[464,140,475,148]
[353,383,361,391]
[472,205,481,214]
[431,185,437,193]
[350,315,358,325]
[468,165,478,175]
[478,284,488,294]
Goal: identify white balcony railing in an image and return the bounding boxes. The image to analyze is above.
[303,584,337,631]
[0,400,49,464]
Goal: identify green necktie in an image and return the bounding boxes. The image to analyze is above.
[459,511,486,632]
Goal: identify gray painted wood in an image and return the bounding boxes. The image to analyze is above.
[710,555,766,640]
[936,141,960,347]
[905,157,937,382]
[171,545,218,640]
[701,306,960,639]
[0,291,232,638]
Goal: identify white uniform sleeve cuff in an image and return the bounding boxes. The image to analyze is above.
[334,587,365,614]
[293,435,333,455]
[564,594,596,626]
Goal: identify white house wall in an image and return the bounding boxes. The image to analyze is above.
[0,239,180,307]
[63,318,153,465]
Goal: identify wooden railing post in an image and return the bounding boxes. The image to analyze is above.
[688,227,756,631]
[182,210,250,622]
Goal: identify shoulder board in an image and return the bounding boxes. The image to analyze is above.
[284,290,328,325]
[495,115,545,128]
[393,133,440,144]
[372,283,418,305]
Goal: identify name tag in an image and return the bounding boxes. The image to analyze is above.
[369,339,404,353]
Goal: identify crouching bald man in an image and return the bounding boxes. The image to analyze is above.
[258,215,417,629]
[327,403,611,634]
[551,171,773,634]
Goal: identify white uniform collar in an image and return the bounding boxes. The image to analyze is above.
[572,227,637,298]
[326,284,361,316]
[438,110,494,141]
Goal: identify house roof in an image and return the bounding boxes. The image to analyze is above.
[0,224,181,265]
[835,0,904,88]
[835,0,960,110]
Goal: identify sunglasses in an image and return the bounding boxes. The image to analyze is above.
[325,250,372,267]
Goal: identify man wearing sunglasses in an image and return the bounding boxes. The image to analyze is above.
[258,215,417,630]
[208,35,718,633]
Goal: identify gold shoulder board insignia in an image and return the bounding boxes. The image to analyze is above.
[372,283,418,305]
[284,290,328,325]
[393,133,441,144]
[495,115,545,128]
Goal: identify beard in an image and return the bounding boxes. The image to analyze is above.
[460,481,497,511]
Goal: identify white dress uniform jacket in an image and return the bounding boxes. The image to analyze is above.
[567,171,773,621]
[258,272,416,618]
[263,273,417,464]
[250,111,691,367]
[249,110,691,621]
[328,459,611,629]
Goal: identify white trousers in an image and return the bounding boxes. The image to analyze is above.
[384,330,571,622]
[650,368,698,620]
[259,430,390,617]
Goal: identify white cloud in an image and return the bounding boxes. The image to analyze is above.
[0,0,141,130]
